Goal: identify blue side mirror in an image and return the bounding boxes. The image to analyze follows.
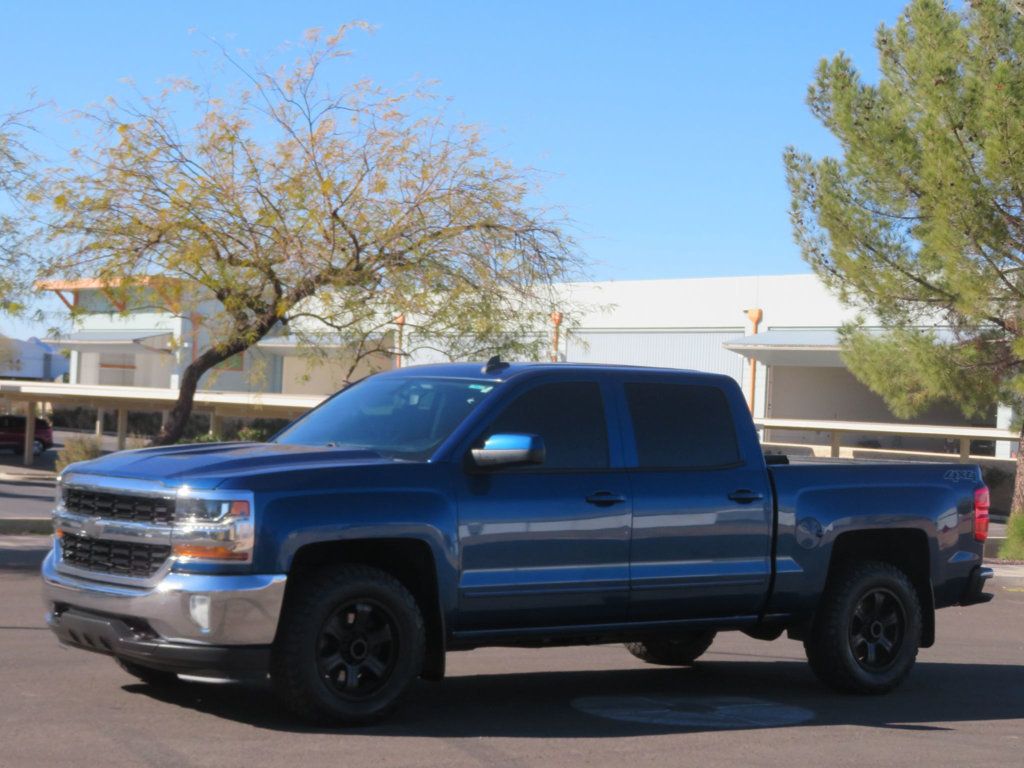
[471,433,546,468]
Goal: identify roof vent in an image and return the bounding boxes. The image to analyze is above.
[482,355,510,374]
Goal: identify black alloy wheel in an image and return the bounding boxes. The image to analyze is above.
[271,564,425,724]
[848,587,906,673]
[804,560,922,694]
[317,599,399,699]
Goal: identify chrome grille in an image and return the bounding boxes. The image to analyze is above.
[63,488,175,525]
[60,534,171,578]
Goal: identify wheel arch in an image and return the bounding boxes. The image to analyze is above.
[285,537,446,680]
[820,528,935,648]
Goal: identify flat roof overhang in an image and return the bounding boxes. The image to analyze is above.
[0,380,325,419]
[256,335,350,355]
[724,329,843,367]
[44,330,174,356]
[256,334,391,356]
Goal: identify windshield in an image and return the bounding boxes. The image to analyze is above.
[273,376,498,460]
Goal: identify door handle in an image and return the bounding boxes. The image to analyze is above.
[586,491,627,507]
[728,489,764,504]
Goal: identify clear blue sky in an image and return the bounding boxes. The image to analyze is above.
[1,0,905,339]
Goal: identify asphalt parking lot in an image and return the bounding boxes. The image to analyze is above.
[0,430,116,525]
[1,561,1022,768]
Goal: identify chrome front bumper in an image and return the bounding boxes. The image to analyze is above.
[42,548,287,646]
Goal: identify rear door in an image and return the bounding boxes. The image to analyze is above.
[620,374,773,620]
[453,377,632,631]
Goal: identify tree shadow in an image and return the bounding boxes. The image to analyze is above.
[123,656,1024,736]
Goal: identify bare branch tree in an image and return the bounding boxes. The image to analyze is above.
[39,25,583,444]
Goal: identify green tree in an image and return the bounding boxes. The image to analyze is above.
[39,25,580,445]
[785,0,1024,529]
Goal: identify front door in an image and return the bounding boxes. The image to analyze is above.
[453,379,632,632]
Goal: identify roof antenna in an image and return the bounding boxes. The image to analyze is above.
[482,355,510,374]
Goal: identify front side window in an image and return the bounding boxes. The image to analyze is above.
[625,382,740,469]
[274,376,498,460]
[480,381,609,469]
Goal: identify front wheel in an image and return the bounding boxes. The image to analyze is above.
[271,564,425,725]
[804,561,922,694]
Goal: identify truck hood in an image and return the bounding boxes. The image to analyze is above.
[62,442,400,490]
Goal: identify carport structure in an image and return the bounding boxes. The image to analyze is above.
[723,329,1014,457]
[0,380,325,465]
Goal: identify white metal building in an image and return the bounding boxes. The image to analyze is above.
[35,273,1006,456]
[37,280,390,397]
[0,336,69,381]
[556,275,1006,456]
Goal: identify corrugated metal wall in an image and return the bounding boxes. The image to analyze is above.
[564,328,746,383]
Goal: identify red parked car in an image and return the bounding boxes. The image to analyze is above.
[0,415,54,456]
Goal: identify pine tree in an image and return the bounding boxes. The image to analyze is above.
[786,0,1024,530]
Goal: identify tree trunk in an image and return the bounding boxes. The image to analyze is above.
[1013,421,1024,519]
[151,347,238,446]
[151,315,279,446]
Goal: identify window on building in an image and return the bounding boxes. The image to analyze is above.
[98,353,136,386]
[625,382,740,469]
[481,381,609,469]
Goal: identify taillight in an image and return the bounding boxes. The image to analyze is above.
[974,487,990,543]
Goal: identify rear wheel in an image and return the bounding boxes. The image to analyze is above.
[116,658,181,687]
[271,564,425,724]
[804,561,922,694]
[625,630,716,666]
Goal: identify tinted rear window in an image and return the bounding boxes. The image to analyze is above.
[482,381,609,469]
[625,382,740,468]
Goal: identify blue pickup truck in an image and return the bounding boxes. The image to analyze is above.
[42,361,994,723]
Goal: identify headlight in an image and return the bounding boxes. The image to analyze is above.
[172,489,254,563]
[176,497,248,523]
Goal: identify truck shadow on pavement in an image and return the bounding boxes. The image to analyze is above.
[124,657,1024,736]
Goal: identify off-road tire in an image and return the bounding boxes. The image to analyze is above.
[804,560,922,694]
[116,658,181,687]
[271,564,425,725]
[624,630,717,666]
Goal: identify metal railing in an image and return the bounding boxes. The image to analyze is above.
[755,417,1019,460]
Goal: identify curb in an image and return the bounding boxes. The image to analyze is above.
[0,472,56,482]
[991,565,1024,590]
